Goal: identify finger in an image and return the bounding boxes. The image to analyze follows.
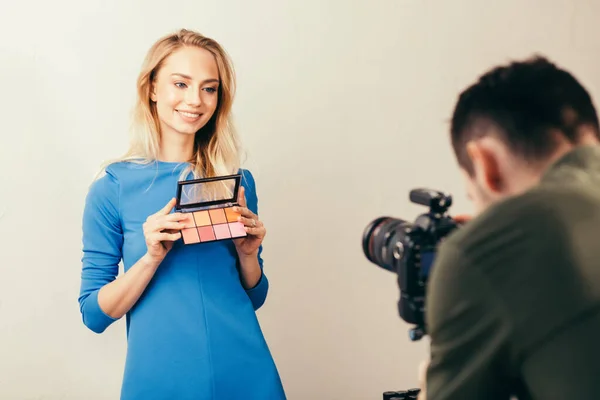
[148,232,181,243]
[244,226,266,237]
[238,186,247,207]
[159,197,177,215]
[453,214,472,224]
[238,216,263,228]
[418,360,429,382]
[144,219,185,234]
[164,213,189,222]
[233,206,256,219]
[418,359,429,400]
[157,221,187,231]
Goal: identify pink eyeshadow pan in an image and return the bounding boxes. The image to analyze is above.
[182,228,200,244]
[213,224,231,240]
[198,225,216,242]
[228,221,247,238]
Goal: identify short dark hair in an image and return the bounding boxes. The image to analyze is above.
[450,55,600,175]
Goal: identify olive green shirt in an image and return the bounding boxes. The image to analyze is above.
[426,145,600,400]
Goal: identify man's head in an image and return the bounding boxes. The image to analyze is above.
[451,55,600,213]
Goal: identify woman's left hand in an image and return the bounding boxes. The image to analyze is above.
[233,186,266,257]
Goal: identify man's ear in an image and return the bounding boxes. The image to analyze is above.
[466,140,503,193]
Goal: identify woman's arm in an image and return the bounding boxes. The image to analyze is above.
[78,170,125,333]
[79,169,184,333]
[96,253,161,319]
[96,196,184,319]
[238,252,263,290]
[234,170,270,310]
[238,246,269,310]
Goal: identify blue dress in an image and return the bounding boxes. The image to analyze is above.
[78,161,286,400]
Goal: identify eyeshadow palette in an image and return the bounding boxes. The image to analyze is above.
[175,173,247,245]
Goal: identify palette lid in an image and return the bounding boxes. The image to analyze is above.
[175,173,242,211]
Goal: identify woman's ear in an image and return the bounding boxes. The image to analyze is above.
[150,83,157,103]
[466,140,503,194]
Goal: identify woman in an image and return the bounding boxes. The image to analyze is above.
[78,29,286,400]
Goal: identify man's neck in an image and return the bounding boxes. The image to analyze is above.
[509,138,600,195]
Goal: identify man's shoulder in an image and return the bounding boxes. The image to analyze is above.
[427,188,565,332]
[445,188,564,258]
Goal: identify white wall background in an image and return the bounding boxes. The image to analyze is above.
[1,0,599,399]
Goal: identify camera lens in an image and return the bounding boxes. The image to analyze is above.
[362,216,412,273]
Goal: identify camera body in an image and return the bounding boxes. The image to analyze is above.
[362,188,460,341]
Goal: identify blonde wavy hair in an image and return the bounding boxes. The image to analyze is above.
[101,28,243,192]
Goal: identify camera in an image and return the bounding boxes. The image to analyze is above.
[362,188,460,341]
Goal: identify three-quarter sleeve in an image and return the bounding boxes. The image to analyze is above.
[241,169,269,310]
[78,168,123,333]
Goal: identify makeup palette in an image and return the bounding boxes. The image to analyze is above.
[175,173,247,245]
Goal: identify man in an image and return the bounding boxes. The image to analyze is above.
[419,56,600,399]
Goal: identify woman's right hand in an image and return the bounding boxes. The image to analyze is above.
[143,198,186,264]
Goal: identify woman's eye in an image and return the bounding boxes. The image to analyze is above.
[203,87,217,94]
[175,82,187,88]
